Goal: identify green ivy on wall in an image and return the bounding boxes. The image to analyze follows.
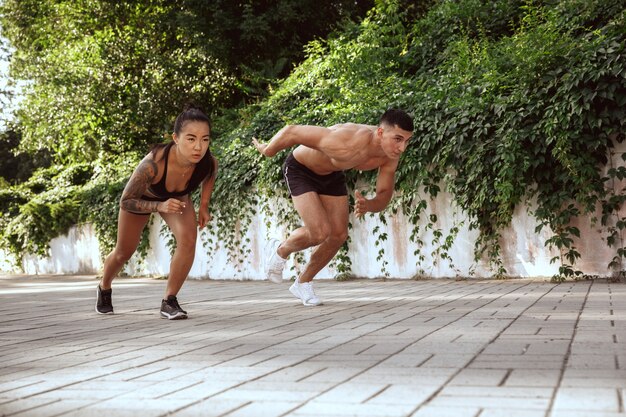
[0,0,624,282]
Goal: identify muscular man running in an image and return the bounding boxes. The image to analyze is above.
[252,109,413,306]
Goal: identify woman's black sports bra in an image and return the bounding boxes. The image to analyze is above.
[142,142,213,202]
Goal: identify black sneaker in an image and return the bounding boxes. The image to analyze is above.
[96,285,114,315]
[160,295,188,320]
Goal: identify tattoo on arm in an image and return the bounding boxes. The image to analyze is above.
[120,159,160,213]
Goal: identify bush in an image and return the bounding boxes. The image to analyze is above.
[1,0,625,281]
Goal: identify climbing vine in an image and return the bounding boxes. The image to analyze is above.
[1,0,625,282]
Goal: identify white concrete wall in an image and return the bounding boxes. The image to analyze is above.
[1,189,622,279]
[3,139,624,279]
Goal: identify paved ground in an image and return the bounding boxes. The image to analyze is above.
[0,275,624,417]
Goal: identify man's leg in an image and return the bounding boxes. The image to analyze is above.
[286,193,348,306]
[297,194,349,283]
[276,191,333,258]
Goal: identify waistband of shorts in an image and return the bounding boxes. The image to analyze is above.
[140,195,168,202]
[285,152,340,178]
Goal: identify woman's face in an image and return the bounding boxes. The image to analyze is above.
[174,121,211,163]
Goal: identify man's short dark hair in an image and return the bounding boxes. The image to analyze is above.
[380,108,414,132]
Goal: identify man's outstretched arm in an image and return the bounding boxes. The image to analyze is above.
[252,125,334,157]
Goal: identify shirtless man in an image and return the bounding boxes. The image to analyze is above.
[252,109,414,306]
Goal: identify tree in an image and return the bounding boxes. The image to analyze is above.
[0,0,374,164]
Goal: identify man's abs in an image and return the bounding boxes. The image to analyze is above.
[292,146,339,175]
[293,145,385,173]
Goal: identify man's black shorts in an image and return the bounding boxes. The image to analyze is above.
[283,152,347,197]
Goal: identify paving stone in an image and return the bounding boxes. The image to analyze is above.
[504,369,561,387]
[59,398,206,417]
[364,384,437,406]
[479,409,548,417]
[227,401,301,417]
[551,412,626,417]
[152,380,239,400]
[290,401,416,416]
[0,397,62,416]
[448,368,509,386]
[525,340,571,354]
[420,354,475,368]
[411,405,482,417]
[439,386,552,399]
[11,399,99,416]
[567,354,619,370]
[0,275,623,417]
[561,376,625,389]
[427,395,551,409]
[552,387,622,412]
[470,354,565,370]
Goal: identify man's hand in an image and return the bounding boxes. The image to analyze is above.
[252,137,269,157]
[354,190,369,218]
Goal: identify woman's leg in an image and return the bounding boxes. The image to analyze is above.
[160,197,198,298]
[100,209,150,289]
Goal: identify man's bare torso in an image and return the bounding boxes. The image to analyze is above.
[292,123,391,175]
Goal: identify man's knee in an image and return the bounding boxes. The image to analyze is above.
[308,224,331,245]
[329,229,349,245]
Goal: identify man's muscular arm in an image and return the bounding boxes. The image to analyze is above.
[120,159,159,213]
[354,160,398,216]
[253,125,351,158]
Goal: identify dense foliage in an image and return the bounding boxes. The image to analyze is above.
[0,0,373,263]
[1,0,625,281]
[0,0,373,163]
[211,0,626,281]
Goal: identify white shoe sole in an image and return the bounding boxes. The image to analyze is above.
[268,271,283,284]
[266,239,285,284]
[289,283,323,306]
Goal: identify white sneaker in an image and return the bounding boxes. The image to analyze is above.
[289,279,323,306]
[266,238,287,283]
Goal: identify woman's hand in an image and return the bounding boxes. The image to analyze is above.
[157,198,186,215]
[198,209,211,228]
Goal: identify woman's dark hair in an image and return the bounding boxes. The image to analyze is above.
[380,108,414,132]
[150,104,215,181]
[173,104,212,135]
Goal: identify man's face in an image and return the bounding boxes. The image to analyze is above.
[378,124,412,159]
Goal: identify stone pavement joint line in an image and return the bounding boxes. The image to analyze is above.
[0,275,624,417]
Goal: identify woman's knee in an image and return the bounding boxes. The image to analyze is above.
[111,247,135,264]
[175,233,197,252]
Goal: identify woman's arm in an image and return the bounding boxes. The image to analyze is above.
[120,157,186,215]
[120,159,160,213]
[198,156,218,228]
